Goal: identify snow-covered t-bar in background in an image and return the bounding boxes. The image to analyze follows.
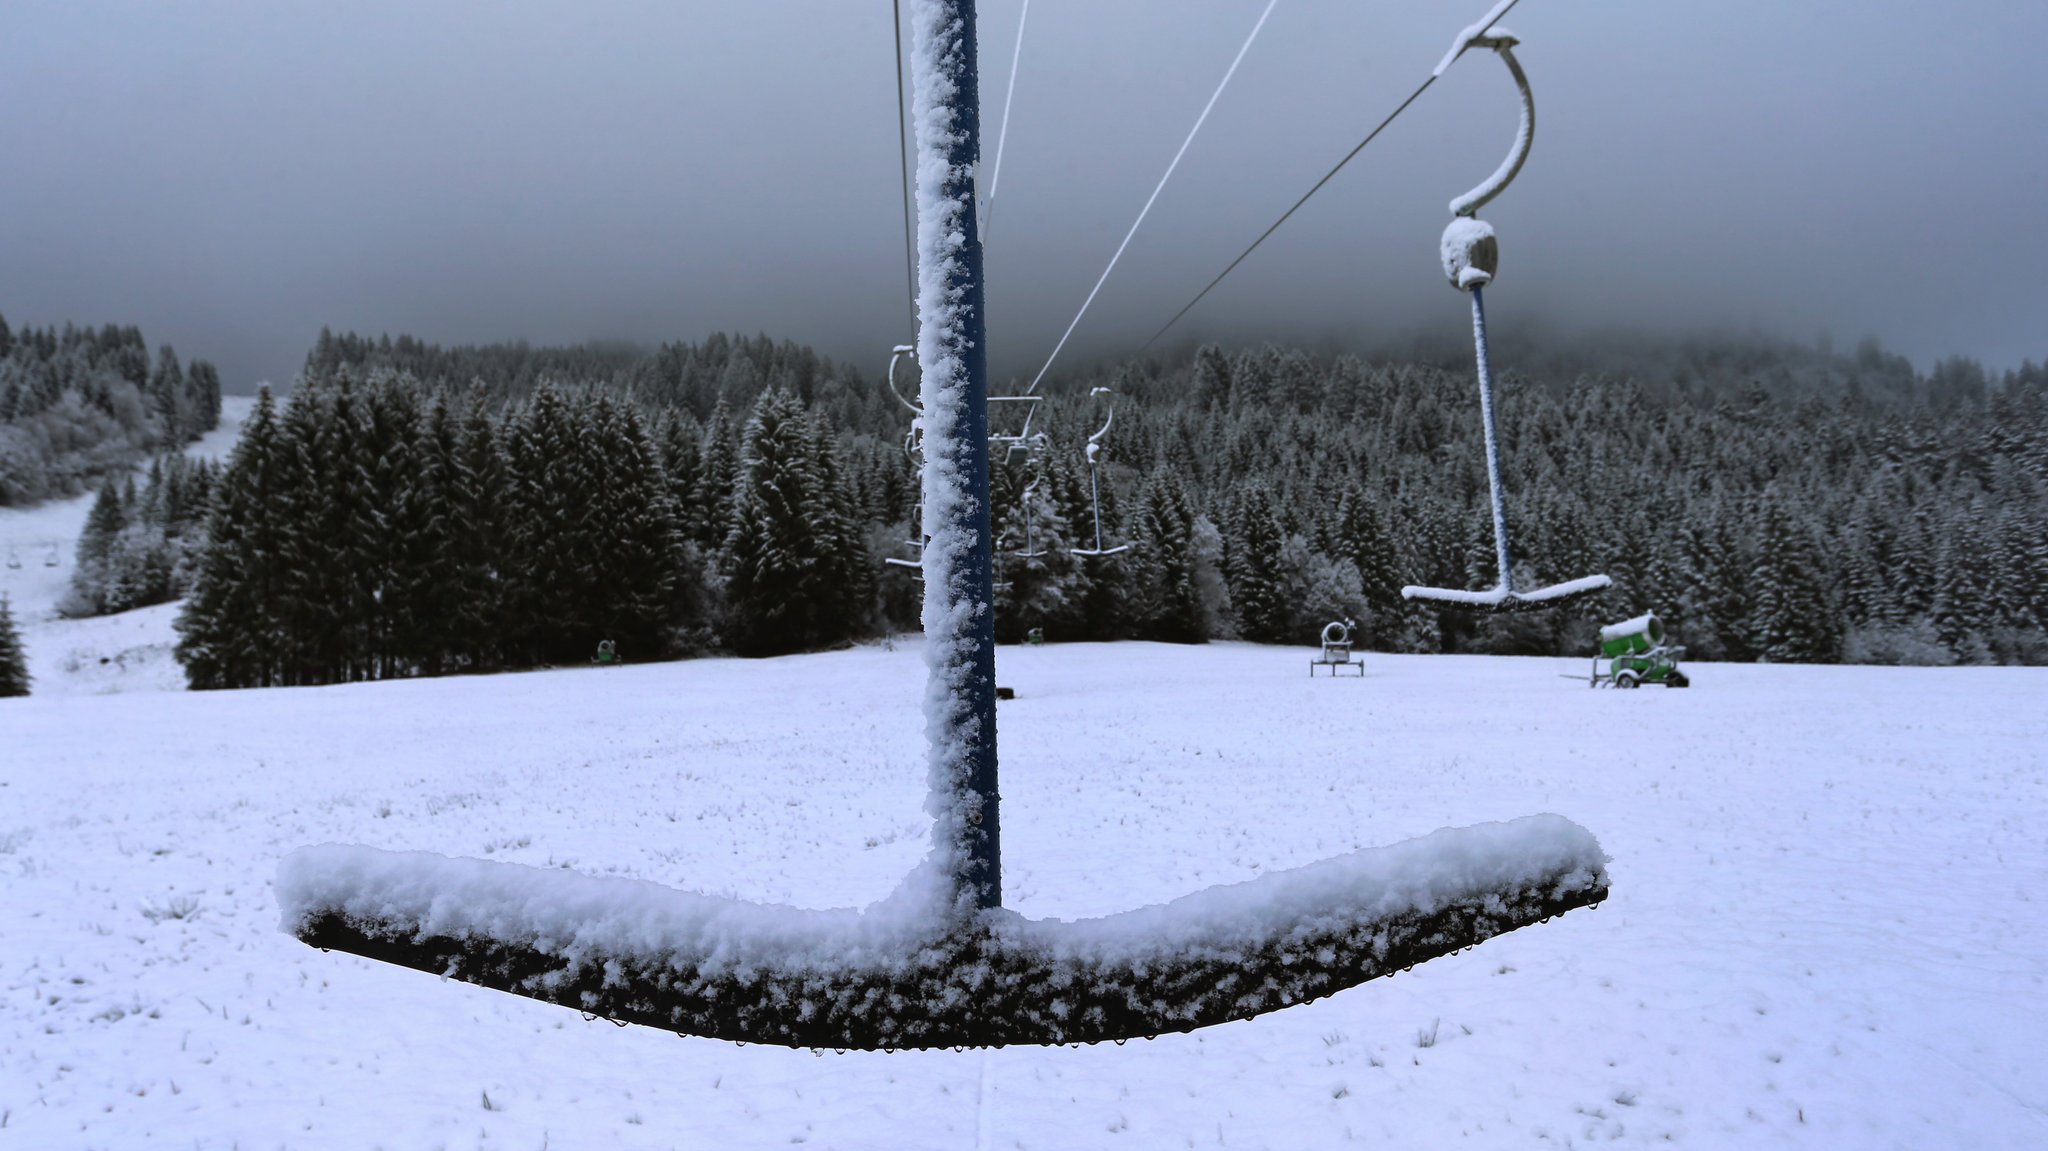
[1402,23,1611,615]
[276,0,1609,1051]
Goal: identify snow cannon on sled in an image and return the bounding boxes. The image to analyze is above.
[1400,26,1609,616]
[1590,612,1689,689]
[1311,619,1364,676]
[277,0,1607,1054]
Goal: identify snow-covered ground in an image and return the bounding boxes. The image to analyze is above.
[3,598,2044,1147]
[3,390,2044,1147]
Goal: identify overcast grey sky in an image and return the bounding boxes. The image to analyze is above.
[3,1,2044,391]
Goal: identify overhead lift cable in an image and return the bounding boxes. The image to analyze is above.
[1141,0,1524,353]
[892,0,918,331]
[1022,0,1280,395]
[979,0,1030,240]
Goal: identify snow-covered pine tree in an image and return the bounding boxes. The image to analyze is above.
[1128,469,1206,643]
[1226,484,1290,644]
[1931,502,1994,663]
[657,409,703,541]
[723,391,846,656]
[448,385,509,670]
[694,402,741,553]
[1190,344,1233,411]
[186,359,223,436]
[805,415,874,640]
[0,594,28,697]
[991,456,1080,642]
[267,378,343,683]
[1752,492,1838,664]
[64,477,130,615]
[328,374,386,680]
[1276,532,1367,643]
[501,384,591,665]
[583,394,682,660]
[148,344,186,447]
[176,387,285,689]
[410,394,465,675]
[1326,483,1402,645]
[362,375,431,678]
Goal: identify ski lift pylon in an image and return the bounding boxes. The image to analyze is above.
[1400,28,1610,615]
[280,0,1607,1052]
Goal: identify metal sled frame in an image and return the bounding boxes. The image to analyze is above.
[283,0,1606,1051]
[1400,31,1609,616]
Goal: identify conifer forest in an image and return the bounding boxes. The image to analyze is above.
[0,311,224,505]
[159,327,2047,690]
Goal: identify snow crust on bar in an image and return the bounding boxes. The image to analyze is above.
[1005,814,1604,959]
[278,813,1602,990]
[1402,574,1611,606]
[1433,0,1517,76]
[1600,613,1658,641]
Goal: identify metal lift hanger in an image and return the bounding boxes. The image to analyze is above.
[280,0,1608,1052]
[1401,27,1610,614]
[1069,387,1132,558]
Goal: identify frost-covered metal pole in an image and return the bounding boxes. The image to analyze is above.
[910,0,1001,913]
[1469,285,1514,593]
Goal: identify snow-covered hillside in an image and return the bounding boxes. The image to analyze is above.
[0,394,254,693]
[3,611,2043,1148]
[0,393,256,625]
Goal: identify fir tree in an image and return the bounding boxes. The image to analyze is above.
[1752,495,1838,663]
[149,344,186,446]
[502,385,593,665]
[582,395,683,660]
[1128,469,1207,643]
[0,595,29,697]
[1326,484,1402,645]
[695,402,741,552]
[992,458,1085,642]
[448,385,509,670]
[723,391,850,656]
[1227,485,1290,643]
[176,387,285,689]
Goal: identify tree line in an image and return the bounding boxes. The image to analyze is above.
[172,373,878,688]
[156,327,2047,689]
[62,453,221,617]
[0,312,223,505]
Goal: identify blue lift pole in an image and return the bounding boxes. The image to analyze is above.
[914,0,1002,912]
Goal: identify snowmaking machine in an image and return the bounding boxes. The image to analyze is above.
[1590,613,1689,688]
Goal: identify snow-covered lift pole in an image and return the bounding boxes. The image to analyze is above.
[275,0,1609,1052]
[912,0,1003,914]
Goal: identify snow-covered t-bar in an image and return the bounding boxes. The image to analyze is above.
[281,816,1604,1050]
[277,0,1608,1051]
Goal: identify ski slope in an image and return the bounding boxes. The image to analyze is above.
[3,607,2044,1148]
[0,394,256,631]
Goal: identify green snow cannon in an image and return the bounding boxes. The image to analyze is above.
[1592,613,1689,689]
